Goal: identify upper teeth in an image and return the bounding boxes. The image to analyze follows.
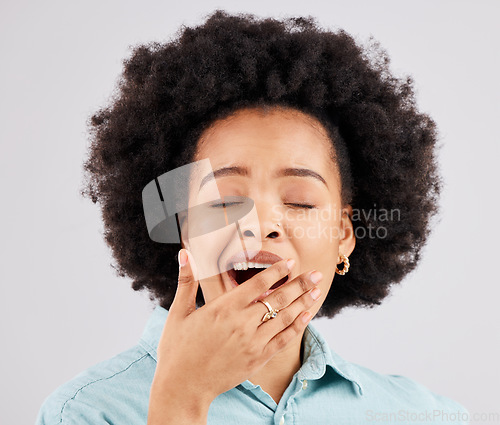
[232,262,272,270]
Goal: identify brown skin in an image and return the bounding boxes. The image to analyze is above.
[147,106,356,424]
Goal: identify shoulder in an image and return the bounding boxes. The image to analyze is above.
[306,324,469,423]
[352,362,470,424]
[36,344,155,425]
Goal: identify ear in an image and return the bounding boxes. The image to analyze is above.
[338,205,356,259]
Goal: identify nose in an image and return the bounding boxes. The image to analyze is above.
[238,200,284,241]
[241,225,281,240]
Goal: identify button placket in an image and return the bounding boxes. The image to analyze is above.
[279,415,285,425]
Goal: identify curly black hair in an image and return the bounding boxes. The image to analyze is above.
[80,9,442,318]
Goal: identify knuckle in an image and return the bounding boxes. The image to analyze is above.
[277,260,289,276]
[177,273,192,287]
[210,301,229,322]
[253,275,268,293]
[211,308,222,322]
[231,325,246,340]
[280,311,294,327]
[274,333,288,349]
[247,343,260,358]
[303,291,315,305]
[273,291,287,308]
[246,355,259,371]
[297,276,309,292]
[185,305,196,316]
[292,318,304,332]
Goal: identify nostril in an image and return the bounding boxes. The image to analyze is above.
[267,231,279,239]
[243,230,254,237]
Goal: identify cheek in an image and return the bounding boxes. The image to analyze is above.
[288,211,339,282]
[188,229,231,274]
[286,206,341,248]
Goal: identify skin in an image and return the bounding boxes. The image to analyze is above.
[147,106,356,425]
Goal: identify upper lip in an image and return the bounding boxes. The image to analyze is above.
[226,250,284,270]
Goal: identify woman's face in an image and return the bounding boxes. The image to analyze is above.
[183,106,355,316]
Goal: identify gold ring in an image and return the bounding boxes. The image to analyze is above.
[258,299,279,323]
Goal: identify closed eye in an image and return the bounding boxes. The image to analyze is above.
[286,203,316,209]
[209,202,243,208]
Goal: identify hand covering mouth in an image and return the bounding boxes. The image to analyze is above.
[226,250,290,289]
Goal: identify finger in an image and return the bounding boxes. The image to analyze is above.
[260,308,315,361]
[169,249,199,318]
[248,270,322,316]
[257,286,321,353]
[230,259,295,308]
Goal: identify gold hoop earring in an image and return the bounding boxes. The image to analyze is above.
[335,254,350,275]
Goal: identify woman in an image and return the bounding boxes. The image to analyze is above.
[36,9,469,425]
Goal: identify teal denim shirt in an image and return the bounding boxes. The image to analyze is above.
[36,305,469,424]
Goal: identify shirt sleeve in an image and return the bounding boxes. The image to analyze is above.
[34,346,152,425]
[35,395,114,425]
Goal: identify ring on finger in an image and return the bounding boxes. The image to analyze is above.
[257,299,280,323]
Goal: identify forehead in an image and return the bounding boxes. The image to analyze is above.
[194,107,336,170]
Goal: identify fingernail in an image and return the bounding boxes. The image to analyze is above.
[301,311,312,324]
[286,259,295,270]
[310,288,321,300]
[178,249,188,267]
[309,270,322,284]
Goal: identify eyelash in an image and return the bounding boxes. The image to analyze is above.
[287,203,316,209]
[209,202,241,208]
[209,202,316,209]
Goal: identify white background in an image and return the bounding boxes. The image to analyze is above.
[1,1,499,424]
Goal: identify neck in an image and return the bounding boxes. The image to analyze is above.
[246,329,306,404]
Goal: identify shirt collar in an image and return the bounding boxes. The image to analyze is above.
[139,305,364,396]
[300,321,364,396]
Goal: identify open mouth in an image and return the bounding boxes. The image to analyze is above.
[227,265,290,290]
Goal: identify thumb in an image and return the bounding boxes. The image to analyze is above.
[170,249,199,317]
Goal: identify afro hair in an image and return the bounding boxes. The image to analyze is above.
[80,9,442,318]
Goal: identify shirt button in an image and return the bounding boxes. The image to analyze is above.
[302,379,308,390]
[279,415,285,425]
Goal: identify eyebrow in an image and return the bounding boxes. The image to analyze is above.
[199,166,328,190]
